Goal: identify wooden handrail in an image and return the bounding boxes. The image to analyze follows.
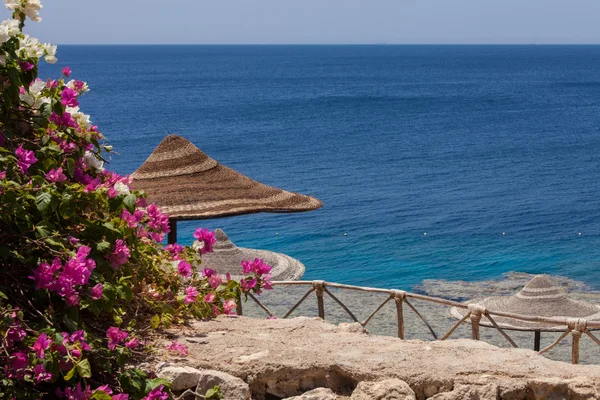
[242,280,600,364]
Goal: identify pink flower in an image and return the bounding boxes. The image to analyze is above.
[193,228,216,254]
[32,333,52,359]
[108,239,130,268]
[177,260,192,278]
[135,197,147,207]
[121,209,143,228]
[10,351,28,378]
[165,243,184,259]
[90,283,103,300]
[49,112,78,129]
[106,327,128,351]
[33,364,53,383]
[0,171,6,179]
[19,61,34,71]
[146,203,170,235]
[184,287,198,304]
[267,315,277,320]
[223,299,237,315]
[30,257,61,290]
[208,274,222,289]
[240,277,257,292]
[45,167,67,183]
[113,395,129,400]
[6,325,26,346]
[61,87,79,107]
[165,341,188,356]
[15,145,37,174]
[62,67,71,77]
[241,258,272,276]
[202,268,216,278]
[204,293,215,303]
[143,385,169,400]
[125,338,140,349]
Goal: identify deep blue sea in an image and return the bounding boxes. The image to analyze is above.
[40,45,600,291]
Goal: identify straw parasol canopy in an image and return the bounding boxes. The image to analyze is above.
[451,275,600,332]
[201,229,305,281]
[130,135,322,221]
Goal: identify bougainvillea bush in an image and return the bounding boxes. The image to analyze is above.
[0,1,272,398]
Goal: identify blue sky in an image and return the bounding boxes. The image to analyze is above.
[3,0,600,45]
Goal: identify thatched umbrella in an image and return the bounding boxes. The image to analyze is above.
[201,229,305,280]
[131,135,322,243]
[450,275,600,350]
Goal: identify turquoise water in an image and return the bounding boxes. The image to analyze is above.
[41,45,600,290]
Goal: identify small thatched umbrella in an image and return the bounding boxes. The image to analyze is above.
[450,275,600,350]
[201,229,305,280]
[131,135,322,243]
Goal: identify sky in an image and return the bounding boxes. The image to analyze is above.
[3,0,600,45]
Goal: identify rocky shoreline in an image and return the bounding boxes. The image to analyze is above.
[156,316,600,399]
[240,272,600,364]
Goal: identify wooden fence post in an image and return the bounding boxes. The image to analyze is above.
[468,304,486,341]
[392,290,406,340]
[313,280,325,319]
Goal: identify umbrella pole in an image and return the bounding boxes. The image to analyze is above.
[167,219,177,244]
[534,330,541,351]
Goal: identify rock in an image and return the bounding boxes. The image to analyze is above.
[284,387,338,399]
[428,384,497,400]
[498,381,530,400]
[351,379,416,400]
[528,378,569,400]
[155,364,201,391]
[338,323,368,335]
[196,369,251,400]
[160,316,600,400]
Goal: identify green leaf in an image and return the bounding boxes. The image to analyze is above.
[35,192,52,212]
[76,359,92,378]
[116,284,133,302]
[205,386,223,400]
[91,392,112,400]
[96,240,110,252]
[64,365,77,381]
[123,193,136,211]
[66,158,75,177]
[150,315,160,329]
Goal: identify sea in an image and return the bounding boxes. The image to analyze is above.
[40,45,600,293]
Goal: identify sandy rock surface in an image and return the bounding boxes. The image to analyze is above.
[158,315,600,399]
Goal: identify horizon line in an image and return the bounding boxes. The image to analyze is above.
[55,43,600,46]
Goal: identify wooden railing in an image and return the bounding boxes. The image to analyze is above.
[238,280,600,364]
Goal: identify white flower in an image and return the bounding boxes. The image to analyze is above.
[66,106,92,129]
[84,151,104,172]
[0,19,19,44]
[19,34,44,58]
[43,43,56,64]
[23,0,42,22]
[4,0,20,11]
[66,79,90,94]
[192,240,205,253]
[19,78,50,108]
[113,182,130,196]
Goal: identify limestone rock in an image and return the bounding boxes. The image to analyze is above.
[528,378,569,400]
[196,369,251,400]
[284,387,338,399]
[351,379,416,400]
[155,364,201,391]
[338,323,368,335]
[428,384,497,400]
